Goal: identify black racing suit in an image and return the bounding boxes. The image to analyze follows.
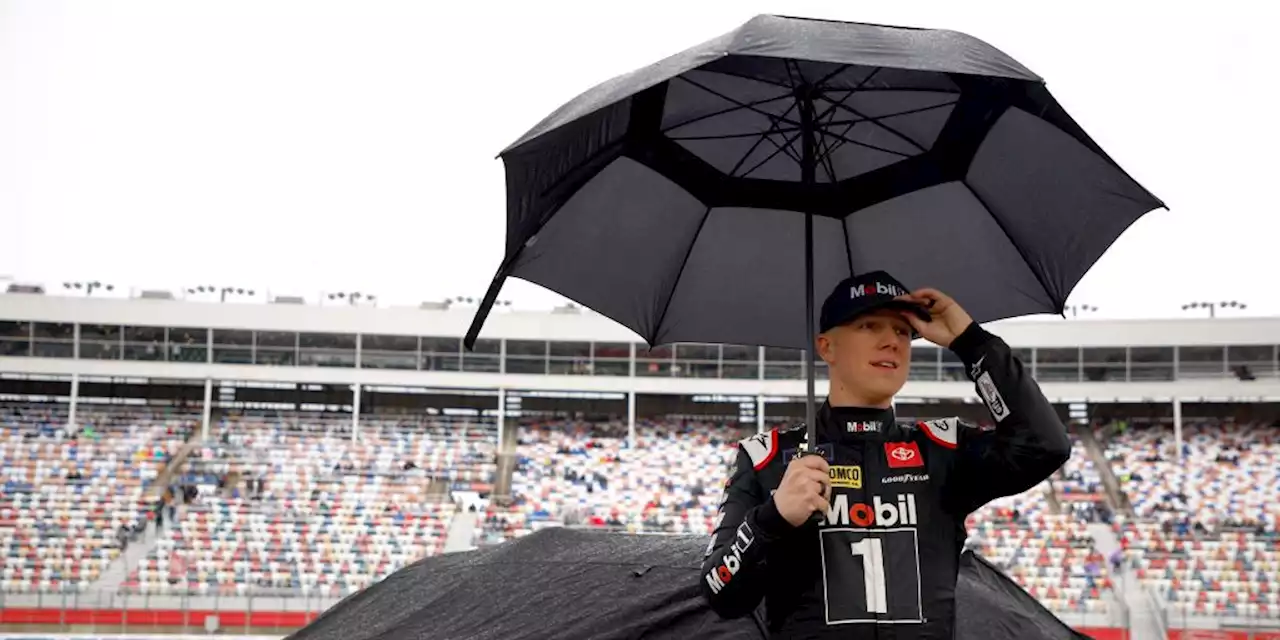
[700,323,1071,639]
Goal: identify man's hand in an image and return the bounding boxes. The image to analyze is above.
[774,454,831,527]
[895,288,974,349]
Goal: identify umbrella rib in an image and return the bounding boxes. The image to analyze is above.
[669,127,801,142]
[822,100,959,129]
[824,99,928,154]
[728,100,803,178]
[820,106,956,164]
[961,180,1060,311]
[811,128,913,159]
[814,115,841,182]
[737,127,805,179]
[661,93,797,135]
[672,76,802,128]
[821,86,962,95]
[809,67,886,178]
[812,63,854,90]
[651,206,714,345]
[785,58,809,86]
[760,131,805,165]
[814,112,860,175]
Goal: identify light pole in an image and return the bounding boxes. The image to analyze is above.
[447,298,512,309]
[186,285,255,302]
[63,281,114,297]
[1065,304,1099,318]
[328,291,377,306]
[1182,301,1247,318]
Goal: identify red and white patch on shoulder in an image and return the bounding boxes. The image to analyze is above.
[917,418,961,450]
[740,430,779,470]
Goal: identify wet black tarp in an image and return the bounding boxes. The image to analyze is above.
[287,528,1090,640]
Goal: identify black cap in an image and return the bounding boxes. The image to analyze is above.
[819,271,931,334]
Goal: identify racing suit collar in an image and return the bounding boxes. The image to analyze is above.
[820,401,895,440]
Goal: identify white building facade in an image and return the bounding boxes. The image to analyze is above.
[2,293,1277,402]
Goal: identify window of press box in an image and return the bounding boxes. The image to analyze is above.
[1033,347,1081,382]
[213,329,253,346]
[0,321,32,357]
[299,332,356,350]
[1128,347,1174,382]
[422,336,462,354]
[1177,345,1226,377]
[32,323,74,358]
[549,341,590,359]
[592,342,630,360]
[256,331,298,348]
[362,334,419,352]
[123,325,165,344]
[0,320,31,339]
[79,324,121,341]
[33,322,74,340]
[1082,347,1127,382]
[506,340,547,357]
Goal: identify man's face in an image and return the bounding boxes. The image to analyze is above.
[816,308,913,405]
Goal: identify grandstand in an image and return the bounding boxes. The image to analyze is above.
[1,287,1278,640]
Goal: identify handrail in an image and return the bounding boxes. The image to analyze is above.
[1144,585,1169,640]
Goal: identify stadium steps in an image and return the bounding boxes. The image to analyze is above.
[92,519,166,592]
[1077,429,1133,516]
[443,510,478,553]
[1089,524,1165,640]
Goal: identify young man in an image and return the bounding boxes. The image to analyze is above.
[700,271,1071,639]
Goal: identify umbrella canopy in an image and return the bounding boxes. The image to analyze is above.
[465,14,1162,353]
[286,528,1091,640]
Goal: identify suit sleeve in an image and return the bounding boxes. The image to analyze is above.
[940,322,1072,516]
[700,446,792,619]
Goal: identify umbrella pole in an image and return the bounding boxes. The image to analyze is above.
[799,87,826,527]
[799,88,818,453]
[804,212,817,445]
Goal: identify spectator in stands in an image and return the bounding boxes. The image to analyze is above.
[117,524,130,552]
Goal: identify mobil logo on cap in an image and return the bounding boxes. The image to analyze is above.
[851,282,907,299]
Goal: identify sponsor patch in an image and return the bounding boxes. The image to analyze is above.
[882,473,930,485]
[828,465,862,489]
[884,441,924,469]
[851,282,908,299]
[846,420,880,434]
[703,521,755,594]
[975,371,1011,422]
[968,355,987,381]
[821,493,918,527]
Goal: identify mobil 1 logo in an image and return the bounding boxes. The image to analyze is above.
[819,494,924,625]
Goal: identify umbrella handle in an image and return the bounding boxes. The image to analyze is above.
[791,449,827,526]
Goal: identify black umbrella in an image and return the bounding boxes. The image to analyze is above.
[286,528,1091,640]
[465,14,1162,444]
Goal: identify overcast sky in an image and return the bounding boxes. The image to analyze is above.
[2,0,1276,322]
